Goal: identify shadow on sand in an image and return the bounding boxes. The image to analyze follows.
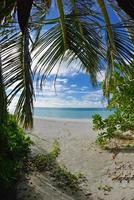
[17,171,94,200]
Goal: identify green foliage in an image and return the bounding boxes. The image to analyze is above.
[98,184,112,192]
[93,63,134,146]
[92,114,105,130]
[49,139,61,159]
[33,153,54,171]
[33,140,60,171]
[0,115,31,193]
[33,141,82,190]
[93,113,118,146]
[52,165,82,190]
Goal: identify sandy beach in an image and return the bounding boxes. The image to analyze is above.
[17,118,134,200]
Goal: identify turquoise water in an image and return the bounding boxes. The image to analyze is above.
[34,107,113,119]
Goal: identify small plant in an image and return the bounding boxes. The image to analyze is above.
[49,139,61,159]
[33,141,83,191]
[95,133,108,147]
[92,114,105,130]
[52,165,83,190]
[93,113,118,146]
[33,140,60,171]
[33,153,54,171]
[98,184,112,192]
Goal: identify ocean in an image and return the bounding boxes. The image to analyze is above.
[34,107,113,119]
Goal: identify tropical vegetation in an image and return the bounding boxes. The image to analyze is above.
[0,115,31,198]
[93,63,134,146]
[33,140,83,191]
[0,0,134,128]
[0,0,134,198]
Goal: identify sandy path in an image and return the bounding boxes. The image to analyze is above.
[17,118,134,200]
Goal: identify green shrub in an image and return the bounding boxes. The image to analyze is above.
[33,140,60,171]
[0,115,31,193]
[93,63,134,147]
[52,165,82,190]
[49,139,60,159]
[93,112,123,146]
[92,114,105,130]
[33,153,56,171]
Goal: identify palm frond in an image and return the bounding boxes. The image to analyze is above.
[96,0,134,90]
[116,0,134,19]
[97,0,116,91]
[2,31,34,129]
[105,21,134,85]
[17,0,33,33]
[15,31,34,129]
[0,45,7,123]
[33,16,103,86]
[0,0,16,25]
[56,0,68,49]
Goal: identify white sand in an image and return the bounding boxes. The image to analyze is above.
[17,118,134,200]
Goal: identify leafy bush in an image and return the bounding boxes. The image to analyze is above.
[93,63,134,146]
[52,165,82,190]
[93,111,134,146]
[92,114,105,130]
[93,113,120,146]
[0,115,31,194]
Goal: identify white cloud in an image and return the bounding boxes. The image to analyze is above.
[56,78,68,84]
[34,94,106,108]
[70,84,77,88]
[33,85,106,108]
[9,82,106,112]
[8,69,106,113]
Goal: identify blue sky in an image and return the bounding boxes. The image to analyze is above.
[9,62,106,110]
[34,0,113,108]
[32,1,109,108]
[10,1,119,110]
[32,59,106,108]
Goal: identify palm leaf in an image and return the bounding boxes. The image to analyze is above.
[33,16,103,86]
[116,0,134,19]
[56,0,68,49]
[0,45,7,123]
[2,31,34,129]
[17,0,33,34]
[15,31,34,129]
[0,0,16,24]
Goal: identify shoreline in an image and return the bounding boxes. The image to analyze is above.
[33,116,93,123]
